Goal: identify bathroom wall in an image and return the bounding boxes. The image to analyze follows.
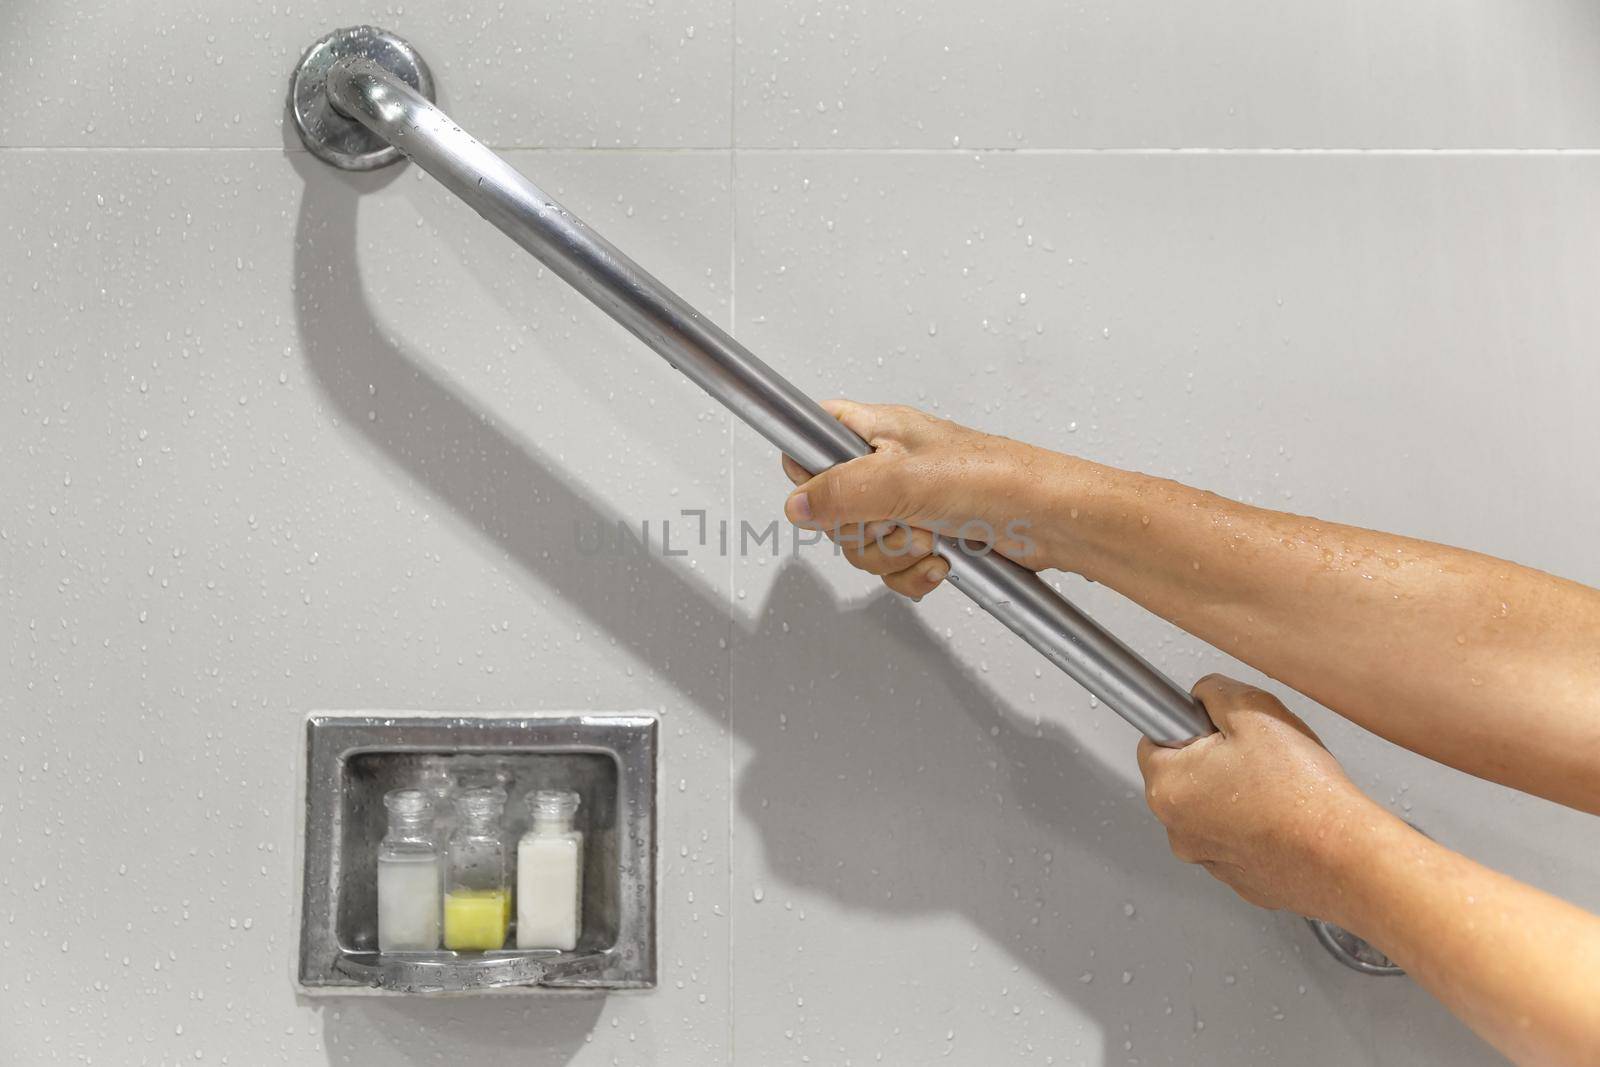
[4,3,1598,1064]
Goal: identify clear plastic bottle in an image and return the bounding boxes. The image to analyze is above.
[516,790,583,950]
[443,786,509,951]
[377,789,441,952]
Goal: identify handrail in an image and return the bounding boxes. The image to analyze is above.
[306,47,1214,745]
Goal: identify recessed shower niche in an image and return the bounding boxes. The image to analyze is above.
[296,713,657,994]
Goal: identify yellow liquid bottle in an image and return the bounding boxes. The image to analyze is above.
[442,787,510,951]
[443,889,510,950]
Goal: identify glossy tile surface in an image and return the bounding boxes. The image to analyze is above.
[5,3,1600,1063]
[0,149,735,1064]
[0,2,731,147]
[736,1,1600,148]
[727,151,1600,1064]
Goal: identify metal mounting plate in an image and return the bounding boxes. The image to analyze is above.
[1306,823,1436,975]
[290,25,433,170]
[334,948,610,994]
[1307,918,1404,976]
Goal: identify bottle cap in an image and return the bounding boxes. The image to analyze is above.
[527,789,580,821]
[454,785,506,819]
[384,788,431,818]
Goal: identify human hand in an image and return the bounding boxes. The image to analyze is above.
[1136,675,1389,923]
[780,400,1075,599]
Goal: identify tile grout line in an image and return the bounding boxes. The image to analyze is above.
[6,144,1600,156]
[726,4,738,1062]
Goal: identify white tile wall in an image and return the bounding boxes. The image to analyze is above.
[4,2,1598,1064]
[2,150,735,1064]
[736,0,1600,148]
[0,2,732,148]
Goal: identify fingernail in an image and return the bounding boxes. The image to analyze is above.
[927,560,950,584]
[786,492,813,524]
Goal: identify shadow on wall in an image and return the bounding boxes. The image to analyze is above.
[287,156,1303,1064]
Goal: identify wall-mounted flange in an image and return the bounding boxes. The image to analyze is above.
[1306,822,1435,975]
[1307,918,1403,976]
[290,25,433,170]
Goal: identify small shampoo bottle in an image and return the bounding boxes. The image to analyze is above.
[376,789,441,952]
[443,787,510,951]
[516,790,583,950]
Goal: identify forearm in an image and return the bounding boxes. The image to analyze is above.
[1329,810,1600,1066]
[1026,455,1600,811]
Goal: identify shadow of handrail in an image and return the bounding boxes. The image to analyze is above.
[290,154,1251,1064]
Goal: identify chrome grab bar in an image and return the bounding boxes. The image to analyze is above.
[291,27,1213,745]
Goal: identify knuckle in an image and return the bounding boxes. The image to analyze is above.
[883,573,922,600]
[859,549,903,577]
[837,526,872,564]
[804,475,839,520]
[1144,782,1177,823]
[877,520,910,546]
[1166,833,1202,865]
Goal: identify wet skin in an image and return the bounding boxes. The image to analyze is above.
[782,399,1600,1067]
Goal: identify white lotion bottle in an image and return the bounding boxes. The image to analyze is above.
[515,790,583,950]
[377,788,442,952]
